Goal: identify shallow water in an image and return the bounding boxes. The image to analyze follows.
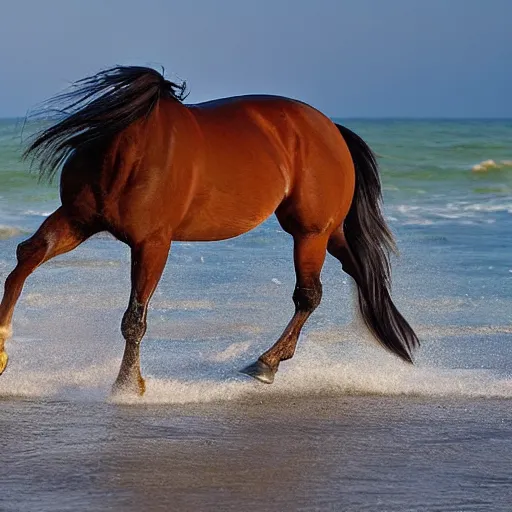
[1,118,512,510]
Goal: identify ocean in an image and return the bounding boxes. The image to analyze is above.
[1,117,511,510]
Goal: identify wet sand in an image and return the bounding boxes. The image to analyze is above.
[1,395,511,511]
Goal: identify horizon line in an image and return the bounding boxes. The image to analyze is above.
[1,115,511,122]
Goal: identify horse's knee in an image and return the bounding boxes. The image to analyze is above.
[293,282,322,312]
[15,228,52,265]
[16,241,29,262]
[16,238,43,263]
[121,300,147,343]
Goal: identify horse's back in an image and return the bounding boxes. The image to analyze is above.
[178,95,355,238]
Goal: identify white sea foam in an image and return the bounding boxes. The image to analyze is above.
[472,159,512,172]
[111,348,512,405]
[0,225,22,240]
[390,199,512,226]
[22,210,53,217]
[0,357,116,400]
[1,335,511,404]
[12,368,512,403]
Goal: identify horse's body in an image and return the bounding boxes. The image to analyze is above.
[62,94,354,244]
[0,67,418,394]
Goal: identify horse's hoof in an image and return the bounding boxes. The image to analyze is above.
[0,351,8,376]
[112,375,146,397]
[240,360,275,384]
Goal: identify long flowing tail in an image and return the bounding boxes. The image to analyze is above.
[24,66,186,182]
[333,123,419,363]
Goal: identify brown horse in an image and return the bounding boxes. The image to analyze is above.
[0,66,418,395]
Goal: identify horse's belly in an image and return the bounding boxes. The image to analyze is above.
[173,182,284,242]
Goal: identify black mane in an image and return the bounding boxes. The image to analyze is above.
[24,65,187,181]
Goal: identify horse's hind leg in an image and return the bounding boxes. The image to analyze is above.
[112,235,171,396]
[241,233,328,383]
[0,207,88,374]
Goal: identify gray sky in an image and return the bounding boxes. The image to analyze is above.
[0,0,510,118]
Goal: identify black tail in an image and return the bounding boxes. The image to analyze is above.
[24,65,187,182]
[335,123,419,363]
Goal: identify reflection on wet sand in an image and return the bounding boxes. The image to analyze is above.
[2,397,511,511]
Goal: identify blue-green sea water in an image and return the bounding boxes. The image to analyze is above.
[1,118,511,511]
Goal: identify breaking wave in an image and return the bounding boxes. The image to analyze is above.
[472,159,512,172]
[0,225,23,240]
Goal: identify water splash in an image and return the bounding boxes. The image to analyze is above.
[2,335,511,405]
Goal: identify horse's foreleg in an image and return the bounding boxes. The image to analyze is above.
[112,235,171,396]
[241,233,328,384]
[0,208,88,374]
